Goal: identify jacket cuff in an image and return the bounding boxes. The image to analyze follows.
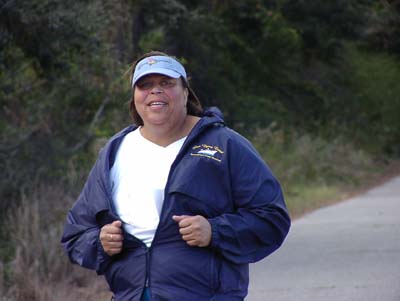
[208,218,220,249]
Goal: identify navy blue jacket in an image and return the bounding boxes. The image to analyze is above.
[61,108,290,301]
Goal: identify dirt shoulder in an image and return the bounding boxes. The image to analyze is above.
[291,158,400,220]
[341,158,400,200]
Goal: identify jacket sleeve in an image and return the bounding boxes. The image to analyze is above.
[208,135,291,264]
[60,157,114,275]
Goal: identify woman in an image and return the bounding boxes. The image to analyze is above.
[61,51,291,301]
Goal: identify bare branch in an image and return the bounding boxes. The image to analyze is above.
[381,0,400,18]
[67,94,111,154]
[0,124,41,153]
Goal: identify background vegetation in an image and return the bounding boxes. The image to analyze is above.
[1,0,399,299]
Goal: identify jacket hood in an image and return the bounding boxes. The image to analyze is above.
[202,106,224,120]
[200,106,225,127]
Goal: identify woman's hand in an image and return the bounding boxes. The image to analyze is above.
[172,215,211,247]
[99,220,124,256]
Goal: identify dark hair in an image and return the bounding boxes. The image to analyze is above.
[128,51,203,126]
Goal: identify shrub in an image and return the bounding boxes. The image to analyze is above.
[252,126,383,216]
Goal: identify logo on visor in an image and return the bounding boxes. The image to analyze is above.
[190,144,224,162]
[147,58,157,65]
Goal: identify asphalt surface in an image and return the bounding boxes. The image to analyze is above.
[247,176,400,301]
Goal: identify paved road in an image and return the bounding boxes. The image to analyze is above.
[247,176,400,301]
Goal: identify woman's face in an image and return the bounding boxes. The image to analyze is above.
[134,74,188,128]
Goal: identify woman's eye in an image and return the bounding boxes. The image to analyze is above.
[137,81,153,89]
[137,78,176,90]
[160,80,175,87]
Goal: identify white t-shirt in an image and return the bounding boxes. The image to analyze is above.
[110,129,186,247]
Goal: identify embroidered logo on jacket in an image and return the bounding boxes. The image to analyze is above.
[190,144,224,162]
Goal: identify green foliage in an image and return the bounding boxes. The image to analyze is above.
[252,127,383,216]
[281,0,373,60]
[0,0,132,227]
[0,0,397,222]
[1,0,400,297]
[346,46,400,154]
[139,28,166,52]
[362,1,400,54]
[0,0,105,71]
[144,1,303,128]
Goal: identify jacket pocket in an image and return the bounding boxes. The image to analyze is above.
[103,249,146,296]
[218,260,249,293]
[151,243,218,297]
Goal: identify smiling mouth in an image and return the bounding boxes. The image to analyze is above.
[149,101,167,107]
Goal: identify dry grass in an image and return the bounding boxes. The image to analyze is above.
[252,128,393,217]
[1,184,112,301]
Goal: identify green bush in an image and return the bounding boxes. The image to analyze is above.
[252,126,383,216]
[346,46,400,155]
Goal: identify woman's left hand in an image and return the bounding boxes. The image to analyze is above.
[172,215,211,247]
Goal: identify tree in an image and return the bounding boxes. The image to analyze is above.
[0,0,127,210]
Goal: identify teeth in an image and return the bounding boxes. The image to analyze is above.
[150,101,166,106]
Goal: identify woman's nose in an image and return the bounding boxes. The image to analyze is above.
[150,85,163,94]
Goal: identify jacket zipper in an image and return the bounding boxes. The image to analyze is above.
[144,121,211,290]
[104,120,221,295]
[144,247,150,287]
[148,122,221,242]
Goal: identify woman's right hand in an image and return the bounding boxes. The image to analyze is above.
[100,220,124,256]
